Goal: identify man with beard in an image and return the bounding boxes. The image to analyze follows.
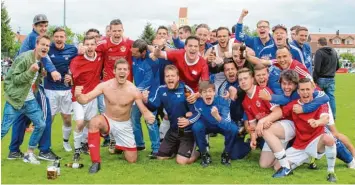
[75,59,155,173]
[238,68,295,178]
[142,65,200,164]
[291,26,313,74]
[2,35,51,164]
[191,81,238,167]
[234,9,274,57]
[218,60,251,159]
[44,27,78,152]
[70,36,103,162]
[282,78,337,182]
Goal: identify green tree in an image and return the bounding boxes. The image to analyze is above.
[191,24,198,35]
[139,22,155,45]
[340,53,355,63]
[1,1,15,57]
[243,25,258,37]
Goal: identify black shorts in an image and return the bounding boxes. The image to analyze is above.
[157,128,195,158]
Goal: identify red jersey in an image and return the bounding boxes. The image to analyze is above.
[70,53,103,102]
[96,37,133,82]
[165,49,209,92]
[272,59,312,80]
[282,100,328,149]
[242,85,279,122]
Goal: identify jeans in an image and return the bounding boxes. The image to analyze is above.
[317,78,336,119]
[131,104,160,153]
[97,94,105,114]
[2,99,45,149]
[9,86,53,153]
[192,119,238,154]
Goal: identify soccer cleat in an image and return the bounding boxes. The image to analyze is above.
[137,146,146,151]
[89,162,101,174]
[73,150,81,162]
[221,152,231,166]
[38,150,61,161]
[272,167,293,178]
[63,141,73,152]
[200,152,212,168]
[81,143,89,154]
[308,157,317,170]
[23,153,40,165]
[347,159,355,169]
[327,173,337,182]
[101,138,110,147]
[149,152,158,159]
[108,139,116,154]
[7,151,24,160]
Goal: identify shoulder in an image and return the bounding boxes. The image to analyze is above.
[260,44,274,53]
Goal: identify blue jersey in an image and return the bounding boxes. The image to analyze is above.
[234,23,274,57]
[291,40,312,74]
[271,90,329,113]
[132,51,159,92]
[18,29,56,73]
[191,96,233,125]
[218,80,246,122]
[147,82,197,131]
[44,43,78,90]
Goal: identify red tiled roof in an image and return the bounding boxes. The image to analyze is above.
[179,7,188,18]
[15,33,27,43]
[309,33,355,53]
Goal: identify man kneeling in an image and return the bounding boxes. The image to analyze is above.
[74,59,155,173]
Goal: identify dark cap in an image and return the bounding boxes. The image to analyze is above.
[272,24,287,33]
[33,14,48,25]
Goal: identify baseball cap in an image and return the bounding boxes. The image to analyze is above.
[272,24,287,33]
[33,14,48,25]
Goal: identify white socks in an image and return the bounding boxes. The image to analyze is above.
[62,125,72,142]
[73,131,83,149]
[274,149,290,169]
[159,119,170,140]
[82,127,88,144]
[325,145,337,173]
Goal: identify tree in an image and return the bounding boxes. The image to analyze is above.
[340,53,355,63]
[139,22,155,45]
[191,24,198,35]
[243,25,258,37]
[1,1,15,57]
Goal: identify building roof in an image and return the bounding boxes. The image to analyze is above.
[15,33,27,43]
[179,7,188,18]
[308,33,355,53]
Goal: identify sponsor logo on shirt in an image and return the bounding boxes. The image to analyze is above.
[163,92,167,96]
[50,54,55,58]
[120,46,126,52]
[192,70,197,75]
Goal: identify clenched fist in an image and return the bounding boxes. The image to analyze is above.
[144,111,156,124]
[30,63,40,72]
[74,86,84,98]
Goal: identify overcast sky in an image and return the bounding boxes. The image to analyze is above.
[4,0,355,39]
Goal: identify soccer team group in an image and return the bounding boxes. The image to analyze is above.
[2,9,355,182]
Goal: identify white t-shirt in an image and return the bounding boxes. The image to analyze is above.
[25,64,39,101]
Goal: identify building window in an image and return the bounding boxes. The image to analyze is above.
[333,39,341,45]
[345,39,354,45]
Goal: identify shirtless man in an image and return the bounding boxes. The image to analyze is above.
[74,58,155,174]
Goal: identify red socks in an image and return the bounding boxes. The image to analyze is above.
[88,131,101,163]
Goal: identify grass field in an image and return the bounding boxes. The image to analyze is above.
[1,74,355,184]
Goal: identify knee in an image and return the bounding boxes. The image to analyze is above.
[259,160,272,169]
[176,158,189,165]
[323,135,335,146]
[88,116,102,130]
[126,157,137,163]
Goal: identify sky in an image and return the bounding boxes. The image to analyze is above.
[4,0,355,39]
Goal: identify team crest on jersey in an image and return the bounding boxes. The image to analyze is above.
[256,100,261,107]
[191,70,197,75]
[120,46,126,52]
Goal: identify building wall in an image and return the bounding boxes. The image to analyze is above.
[334,47,355,55]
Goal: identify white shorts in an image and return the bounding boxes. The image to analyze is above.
[286,134,327,167]
[103,115,136,151]
[44,89,72,115]
[262,119,296,152]
[72,99,97,121]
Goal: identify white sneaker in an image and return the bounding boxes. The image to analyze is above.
[23,152,40,165]
[347,159,355,169]
[63,142,72,152]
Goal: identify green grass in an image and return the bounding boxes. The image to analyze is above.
[2,74,355,184]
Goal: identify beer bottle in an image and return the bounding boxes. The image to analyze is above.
[239,43,246,60]
[54,159,60,176]
[65,163,84,169]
